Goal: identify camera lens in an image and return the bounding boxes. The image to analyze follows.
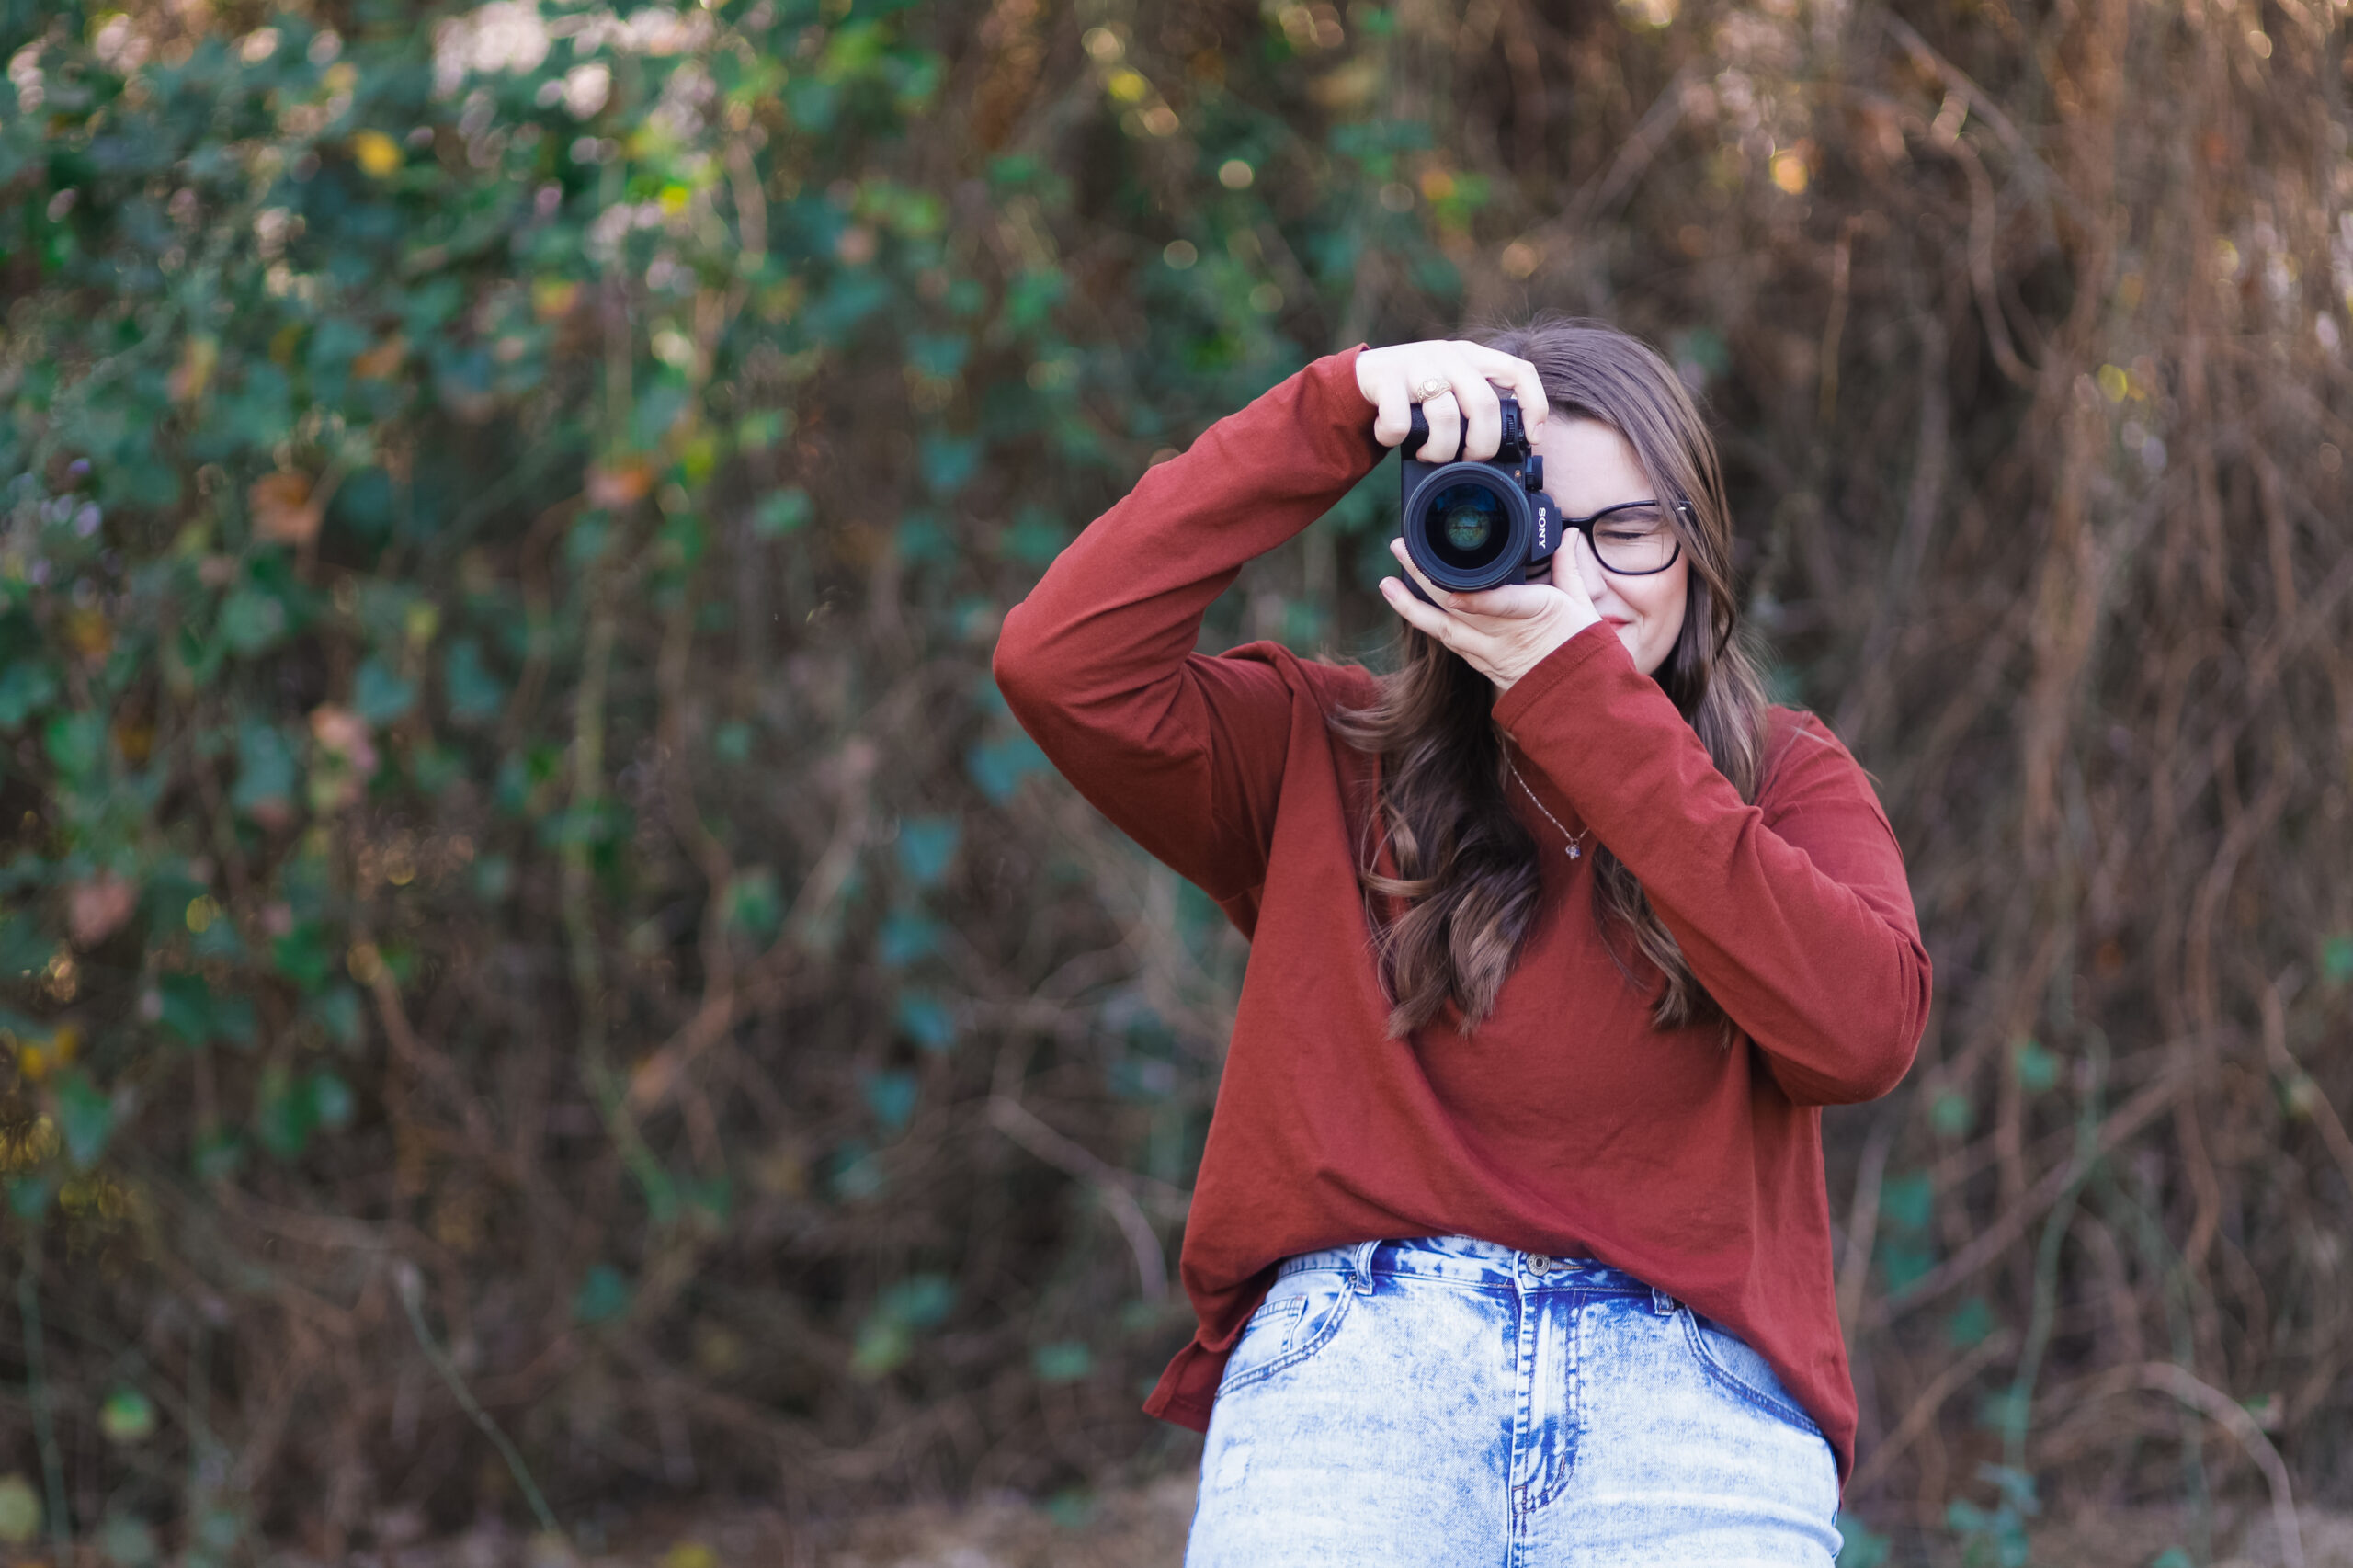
[1424,482,1509,572]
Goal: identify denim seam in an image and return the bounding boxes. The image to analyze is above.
[1525,1297,1588,1513]
[1506,1274,1542,1521]
[1678,1309,1824,1437]
[1216,1284,1353,1397]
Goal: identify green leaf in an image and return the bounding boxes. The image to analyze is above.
[1879,1240,1937,1293]
[878,908,941,967]
[254,1062,319,1159]
[685,1172,733,1226]
[1973,1389,2031,1437]
[1944,1296,1995,1348]
[1833,1521,1891,1567]
[860,1069,917,1131]
[826,1140,885,1201]
[920,435,982,498]
[311,1069,355,1131]
[965,732,1049,803]
[1671,325,1731,381]
[573,1263,631,1324]
[211,993,257,1049]
[1880,1170,1934,1233]
[443,637,506,723]
[1928,1088,1975,1139]
[219,587,289,654]
[55,1069,113,1168]
[353,656,416,724]
[0,914,51,978]
[997,506,1072,567]
[99,1388,157,1444]
[723,866,783,940]
[1003,267,1063,332]
[156,972,215,1045]
[897,510,952,564]
[232,718,300,820]
[0,663,59,730]
[736,410,792,450]
[880,1273,957,1329]
[895,816,959,886]
[271,921,336,990]
[849,1315,912,1378]
[303,986,366,1050]
[2322,932,2353,986]
[43,710,106,780]
[1032,1342,1093,1382]
[767,489,824,537]
[893,991,955,1053]
[2012,1037,2060,1096]
[5,1176,52,1221]
[906,332,968,378]
[192,1131,244,1182]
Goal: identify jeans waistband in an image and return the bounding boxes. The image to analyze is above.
[1275,1234,1672,1305]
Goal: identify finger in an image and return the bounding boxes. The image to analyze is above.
[1370,367,1414,449]
[1388,536,1453,608]
[1470,347,1550,433]
[1553,529,1601,608]
[1422,388,1461,464]
[1378,575,1460,643]
[1458,366,1504,461]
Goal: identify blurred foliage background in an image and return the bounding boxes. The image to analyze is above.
[0,0,2349,1562]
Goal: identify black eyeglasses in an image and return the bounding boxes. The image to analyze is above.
[1560,498,1689,576]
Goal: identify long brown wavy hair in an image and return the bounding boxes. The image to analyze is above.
[1330,314,1773,1041]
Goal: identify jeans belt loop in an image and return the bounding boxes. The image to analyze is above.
[1352,1239,1381,1295]
[1651,1286,1679,1317]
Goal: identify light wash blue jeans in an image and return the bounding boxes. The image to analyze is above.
[1185,1235,1844,1567]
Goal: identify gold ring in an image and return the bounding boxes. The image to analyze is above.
[1415,376,1451,401]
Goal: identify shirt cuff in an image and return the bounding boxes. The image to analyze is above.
[1492,618,1631,730]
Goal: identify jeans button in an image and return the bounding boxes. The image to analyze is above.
[1528,1255,1552,1275]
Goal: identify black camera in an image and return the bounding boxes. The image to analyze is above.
[1397,392,1561,604]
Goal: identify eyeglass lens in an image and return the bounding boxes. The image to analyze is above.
[1585,505,1680,574]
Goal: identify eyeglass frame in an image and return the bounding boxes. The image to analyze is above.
[1558,497,1691,576]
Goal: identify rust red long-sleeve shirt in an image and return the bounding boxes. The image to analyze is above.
[991,342,1931,1483]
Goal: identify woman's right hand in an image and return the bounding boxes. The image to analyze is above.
[1355,340,1550,464]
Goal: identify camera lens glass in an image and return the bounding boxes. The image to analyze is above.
[1423,481,1510,572]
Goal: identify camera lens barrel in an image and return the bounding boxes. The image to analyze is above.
[1397,392,1561,597]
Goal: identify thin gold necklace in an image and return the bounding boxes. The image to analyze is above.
[1505,749,1592,860]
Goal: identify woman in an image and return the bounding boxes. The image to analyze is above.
[992,315,1930,1563]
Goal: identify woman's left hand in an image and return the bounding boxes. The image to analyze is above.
[1378,533,1606,693]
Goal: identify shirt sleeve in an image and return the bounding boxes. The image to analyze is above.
[991,345,1386,905]
[1492,621,1933,1105]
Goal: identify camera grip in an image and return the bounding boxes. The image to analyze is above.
[1398,391,1522,463]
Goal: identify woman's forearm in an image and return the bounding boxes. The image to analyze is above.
[992,344,1385,899]
[1495,626,1932,1106]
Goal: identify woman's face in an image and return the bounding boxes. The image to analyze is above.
[1525,414,1690,679]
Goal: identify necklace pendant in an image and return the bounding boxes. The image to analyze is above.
[1566,845,1581,859]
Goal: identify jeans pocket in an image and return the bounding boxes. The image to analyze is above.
[1679,1308,1824,1438]
[1217,1267,1354,1397]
